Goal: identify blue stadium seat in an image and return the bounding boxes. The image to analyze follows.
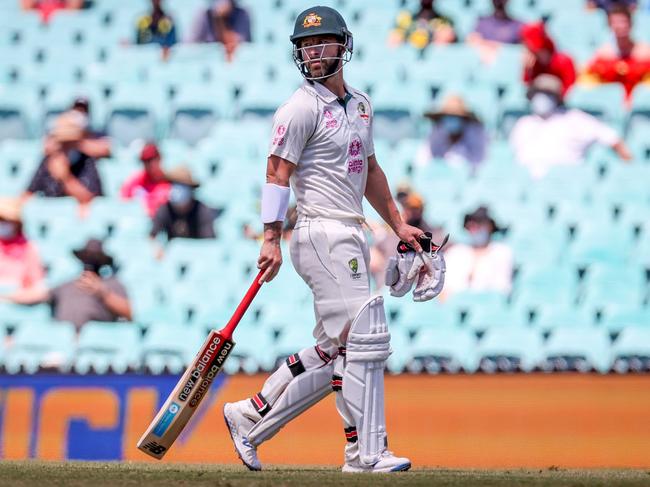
[498,83,529,137]
[465,304,528,331]
[565,83,626,128]
[225,320,277,374]
[580,264,646,312]
[568,226,635,268]
[141,323,206,374]
[387,326,412,374]
[534,304,597,331]
[169,83,230,146]
[408,325,479,373]
[542,325,612,373]
[476,326,544,372]
[4,321,76,374]
[610,326,650,373]
[396,301,460,329]
[0,85,39,140]
[0,303,52,329]
[74,321,141,374]
[601,308,650,332]
[371,82,430,145]
[237,81,297,122]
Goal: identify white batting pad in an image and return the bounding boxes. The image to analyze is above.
[341,295,391,466]
[247,364,332,446]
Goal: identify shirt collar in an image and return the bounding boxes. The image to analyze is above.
[303,80,354,105]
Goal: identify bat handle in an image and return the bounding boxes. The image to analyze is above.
[220,270,264,340]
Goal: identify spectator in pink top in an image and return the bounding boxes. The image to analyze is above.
[120,142,171,218]
[0,198,46,297]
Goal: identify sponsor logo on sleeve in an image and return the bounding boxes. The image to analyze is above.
[323,108,338,129]
[272,125,286,146]
[357,102,370,125]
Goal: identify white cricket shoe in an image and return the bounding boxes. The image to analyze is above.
[223,401,261,471]
[342,442,411,473]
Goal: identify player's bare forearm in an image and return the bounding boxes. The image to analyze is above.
[364,155,403,233]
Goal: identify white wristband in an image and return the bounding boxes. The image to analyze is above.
[261,183,290,223]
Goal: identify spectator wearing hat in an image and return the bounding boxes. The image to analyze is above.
[442,206,513,298]
[468,0,524,63]
[69,96,111,145]
[0,198,46,298]
[389,0,456,49]
[416,95,488,171]
[510,74,631,179]
[24,111,104,205]
[584,5,650,100]
[135,0,178,59]
[6,239,131,330]
[369,193,444,289]
[150,165,219,242]
[188,0,252,62]
[120,143,171,218]
[522,22,576,97]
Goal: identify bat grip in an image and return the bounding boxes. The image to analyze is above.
[220,270,264,340]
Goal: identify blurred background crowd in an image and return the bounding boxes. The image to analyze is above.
[0,0,649,376]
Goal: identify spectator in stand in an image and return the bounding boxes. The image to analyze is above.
[24,111,106,205]
[416,95,488,171]
[510,74,631,178]
[135,0,177,60]
[442,206,513,297]
[188,0,252,62]
[369,193,444,288]
[584,5,650,101]
[120,143,171,218]
[388,0,456,49]
[0,198,46,297]
[150,165,218,242]
[5,239,132,330]
[587,0,637,12]
[467,0,524,63]
[20,0,83,23]
[522,22,576,97]
[68,96,112,149]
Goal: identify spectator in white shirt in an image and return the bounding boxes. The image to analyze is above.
[416,95,488,172]
[443,206,513,298]
[510,74,631,179]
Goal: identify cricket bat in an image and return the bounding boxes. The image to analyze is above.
[137,270,264,459]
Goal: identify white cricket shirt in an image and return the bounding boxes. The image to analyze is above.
[268,80,375,221]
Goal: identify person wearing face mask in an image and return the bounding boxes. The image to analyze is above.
[442,206,513,299]
[467,0,524,63]
[510,74,631,179]
[0,198,46,298]
[522,22,576,97]
[416,95,488,170]
[5,239,132,331]
[120,142,171,218]
[149,165,218,242]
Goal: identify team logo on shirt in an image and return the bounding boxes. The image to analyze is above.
[357,102,369,124]
[303,13,322,28]
[323,108,338,128]
[273,124,286,146]
[348,258,362,280]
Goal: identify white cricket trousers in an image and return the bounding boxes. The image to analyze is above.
[290,216,371,356]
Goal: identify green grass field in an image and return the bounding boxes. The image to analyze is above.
[0,462,649,487]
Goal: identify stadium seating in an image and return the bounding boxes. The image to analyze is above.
[0,0,647,376]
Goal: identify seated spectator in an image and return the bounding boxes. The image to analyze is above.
[120,142,171,218]
[388,0,456,49]
[5,239,132,330]
[24,111,105,205]
[188,0,252,62]
[150,166,218,242]
[68,96,112,153]
[135,0,177,59]
[510,74,631,178]
[587,0,637,12]
[416,95,488,171]
[442,206,513,297]
[0,198,45,296]
[20,0,83,23]
[522,22,576,97]
[584,5,650,100]
[369,193,445,288]
[467,0,524,63]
